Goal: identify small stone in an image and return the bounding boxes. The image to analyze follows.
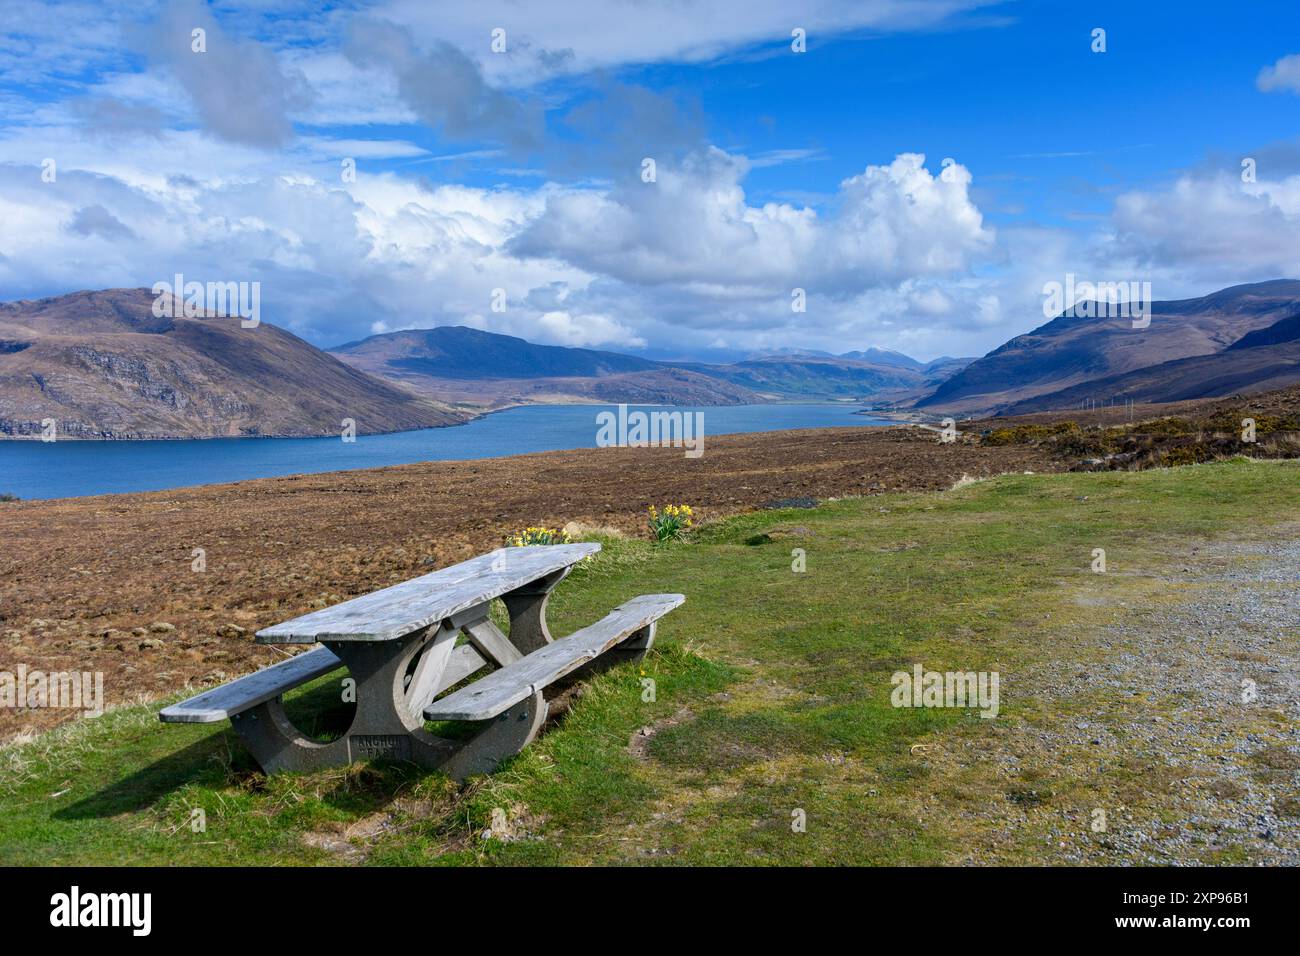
[148,622,175,633]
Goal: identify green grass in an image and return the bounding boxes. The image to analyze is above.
[2,460,1298,865]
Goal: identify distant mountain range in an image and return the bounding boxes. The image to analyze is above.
[330,325,969,408]
[5,280,1300,438]
[329,326,761,408]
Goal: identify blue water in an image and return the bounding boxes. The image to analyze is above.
[0,403,891,501]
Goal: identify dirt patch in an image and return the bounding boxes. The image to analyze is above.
[479,801,545,843]
[629,707,695,760]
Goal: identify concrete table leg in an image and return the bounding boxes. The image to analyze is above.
[232,626,546,780]
[500,567,571,653]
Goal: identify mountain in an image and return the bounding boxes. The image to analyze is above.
[745,347,838,360]
[331,325,761,407]
[333,326,994,406]
[919,356,977,383]
[1228,311,1300,350]
[333,325,662,380]
[674,354,926,400]
[918,280,1300,414]
[0,289,463,439]
[1002,310,1300,414]
[751,346,967,376]
[839,347,925,370]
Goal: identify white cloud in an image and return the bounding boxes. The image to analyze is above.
[1110,171,1300,281]
[139,0,314,147]
[376,0,1000,84]
[0,159,608,347]
[1257,53,1300,94]
[537,310,646,348]
[0,143,1010,359]
[0,1,1020,362]
[511,149,994,294]
[343,20,543,153]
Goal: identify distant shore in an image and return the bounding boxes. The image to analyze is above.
[0,395,879,441]
[0,403,896,500]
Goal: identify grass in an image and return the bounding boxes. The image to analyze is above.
[2,459,1298,865]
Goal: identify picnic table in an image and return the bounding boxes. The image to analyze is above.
[161,544,683,779]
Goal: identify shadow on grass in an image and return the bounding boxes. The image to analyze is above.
[54,728,245,821]
[56,684,445,823]
[57,678,360,821]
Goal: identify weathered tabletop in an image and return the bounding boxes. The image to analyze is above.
[256,542,600,643]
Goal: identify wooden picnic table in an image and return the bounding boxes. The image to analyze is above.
[160,544,683,779]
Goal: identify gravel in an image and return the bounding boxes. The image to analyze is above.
[918,532,1298,865]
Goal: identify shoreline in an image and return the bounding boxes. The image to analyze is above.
[0,419,901,505]
[0,403,896,502]
[0,397,873,442]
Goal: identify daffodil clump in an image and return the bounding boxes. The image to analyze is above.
[648,503,693,543]
[506,526,572,547]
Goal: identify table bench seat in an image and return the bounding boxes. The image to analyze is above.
[159,642,492,724]
[160,646,344,724]
[424,593,684,722]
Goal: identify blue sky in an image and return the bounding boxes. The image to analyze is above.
[3,0,1300,361]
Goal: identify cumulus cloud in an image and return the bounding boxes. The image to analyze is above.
[1110,171,1300,281]
[511,150,993,295]
[66,203,136,240]
[823,154,994,287]
[553,78,707,177]
[344,20,543,154]
[0,159,618,347]
[0,136,1011,359]
[141,0,314,147]
[1257,53,1300,94]
[512,148,811,288]
[536,310,646,348]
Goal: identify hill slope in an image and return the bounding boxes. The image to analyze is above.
[332,325,662,380]
[919,280,1300,414]
[0,289,463,439]
[1002,310,1300,414]
[839,347,925,370]
[677,354,926,400]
